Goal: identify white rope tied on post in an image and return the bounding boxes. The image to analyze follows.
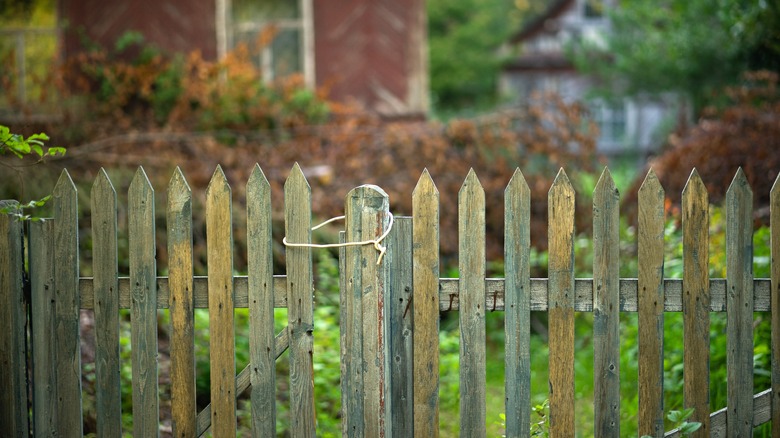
[282,212,395,265]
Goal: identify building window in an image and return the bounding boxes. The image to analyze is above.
[591,101,626,147]
[583,0,604,19]
[228,0,314,86]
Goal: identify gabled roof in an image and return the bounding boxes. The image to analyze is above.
[508,0,575,44]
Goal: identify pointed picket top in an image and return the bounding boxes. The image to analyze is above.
[248,163,270,189]
[638,168,664,201]
[549,167,574,196]
[682,168,706,199]
[285,162,311,193]
[594,167,618,201]
[207,165,231,197]
[505,168,530,198]
[459,168,484,199]
[773,172,780,199]
[129,166,154,196]
[53,168,77,198]
[168,167,191,213]
[726,167,752,200]
[169,166,191,195]
[414,168,439,197]
[92,168,116,199]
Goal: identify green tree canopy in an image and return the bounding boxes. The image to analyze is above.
[571,0,780,114]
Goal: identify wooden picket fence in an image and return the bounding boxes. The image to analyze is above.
[1,163,779,437]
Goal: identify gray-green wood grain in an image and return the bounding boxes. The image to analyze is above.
[247,164,276,437]
[346,184,391,437]
[129,167,159,437]
[0,211,29,437]
[206,166,237,436]
[340,221,363,437]
[771,173,780,437]
[637,169,665,437]
[592,168,620,437]
[458,169,486,437]
[682,169,710,437]
[53,169,83,436]
[547,168,575,436]
[167,167,196,438]
[412,169,440,438]
[196,328,289,436]
[504,169,531,438]
[726,168,754,436]
[30,220,57,436]
[388,217,414,437]
[285,163,316,436]
[92,169,122,436]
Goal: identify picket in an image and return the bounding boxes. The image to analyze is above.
[53,169,83,436]
[91,169,122,436]
[726,168,754,436]
[207,166,237,436]
[30,219,56,436]
[458,169,487,437]
[682,169,710,437]
[285,163,316,437]
[128,167,159,437]
[412,169,440,438]
[0,210,28,437]
[503,169,531,438]
[547,168,576,435]
[637,169,666,438]
[247,164,276,437]
[167,167,196,437]
[387,216,414,437]
[592,168,620,437]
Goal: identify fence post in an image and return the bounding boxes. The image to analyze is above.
[0,210,29,437]
[343,184,391,437]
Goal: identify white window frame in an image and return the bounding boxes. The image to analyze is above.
[216,0,315,87]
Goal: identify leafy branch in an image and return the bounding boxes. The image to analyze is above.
[0,124,65,220]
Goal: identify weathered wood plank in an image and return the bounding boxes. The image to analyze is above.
[726,168,754,437]
[458,169,486,437]
[129,167,159,437]
[52,169,83,436]
[340,224,363,437]
[665,388,772,438]
[503,169,531,438]
[388,217,414,437]
[346,184,392,437]
[412,169,440,438]
[285,163,316,436]
[196,329,290,436]
[206,166,237,436]
[167,167,196,437]
[772,172,780,437]
[592,168,620,437]
[91,168,122,437]
[247,164,275,437]
[637,169,665,437]
[30,220,57,436]
[76,276,773,312]
[0,210,29,437]
[547,168,575,436]
[682,169,710,437]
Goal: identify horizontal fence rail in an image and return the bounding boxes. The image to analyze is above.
[1,164,778,438]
